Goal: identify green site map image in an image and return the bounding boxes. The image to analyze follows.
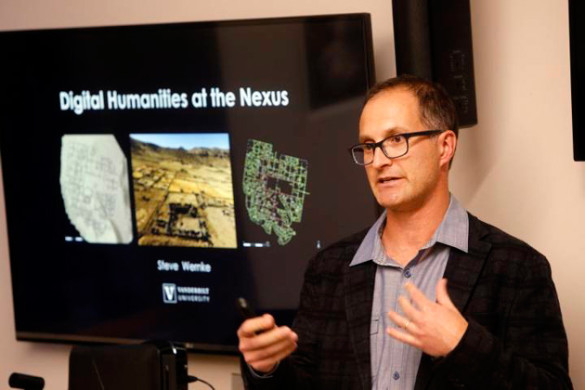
[242,139,309,245]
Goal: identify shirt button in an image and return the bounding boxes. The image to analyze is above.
[404,269,412,278]
[393,371,400,380]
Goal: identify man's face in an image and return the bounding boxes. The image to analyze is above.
[358,88,444,212]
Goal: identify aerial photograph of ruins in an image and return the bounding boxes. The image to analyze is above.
[130,133,237,248]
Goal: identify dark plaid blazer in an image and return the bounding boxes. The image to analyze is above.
[242,214,572,389]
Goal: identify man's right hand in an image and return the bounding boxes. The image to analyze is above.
[237,313,298,374]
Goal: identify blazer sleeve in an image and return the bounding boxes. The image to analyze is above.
[241,229,368,390]
[432,251,572,389]
[240,252,321,390]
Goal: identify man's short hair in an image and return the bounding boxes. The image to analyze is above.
[365,75,459,138]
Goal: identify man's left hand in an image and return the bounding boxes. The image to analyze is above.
[387,278,468,357]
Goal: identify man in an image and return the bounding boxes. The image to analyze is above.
[238,75,572,389]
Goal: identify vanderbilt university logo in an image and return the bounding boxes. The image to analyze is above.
[162,283,177,304]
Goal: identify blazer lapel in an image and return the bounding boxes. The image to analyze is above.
[443,214,492,313]
[344,260,376,390]
[415,213,492,390]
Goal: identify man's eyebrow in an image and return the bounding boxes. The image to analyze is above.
[359,128,403,143]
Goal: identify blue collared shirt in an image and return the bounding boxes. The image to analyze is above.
[350,196,469,390]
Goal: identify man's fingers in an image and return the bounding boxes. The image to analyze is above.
[387,309,421,336]
[237,314,275,338]
[240,324,298,374]
[404,282,431,310]
[386,326,423,349]
[435,278,456,309]
[244,331,298,365]
[239,325,296,352]
[387,309,407,328]
[397,295,423,324]
[247,341,298,374]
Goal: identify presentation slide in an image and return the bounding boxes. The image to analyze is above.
[0,16,377,350]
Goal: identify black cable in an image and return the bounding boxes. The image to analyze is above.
[187,375,215,390]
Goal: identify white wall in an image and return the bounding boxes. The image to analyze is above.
[453,0,584,386]
[1,0,583,389]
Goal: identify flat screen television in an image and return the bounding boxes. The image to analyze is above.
[0,14,377,352]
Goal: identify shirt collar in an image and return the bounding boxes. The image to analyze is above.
[349,195,469,267]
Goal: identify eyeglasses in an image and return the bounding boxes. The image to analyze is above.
[349,130,445,165]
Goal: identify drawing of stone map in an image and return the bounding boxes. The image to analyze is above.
[60,134,133,244]
[242,139,309,245]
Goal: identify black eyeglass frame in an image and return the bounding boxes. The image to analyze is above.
[348,129,446,165]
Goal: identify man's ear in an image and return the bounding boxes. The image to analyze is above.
[438,130,457,168]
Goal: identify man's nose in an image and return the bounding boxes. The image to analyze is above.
[371,145,392,168]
